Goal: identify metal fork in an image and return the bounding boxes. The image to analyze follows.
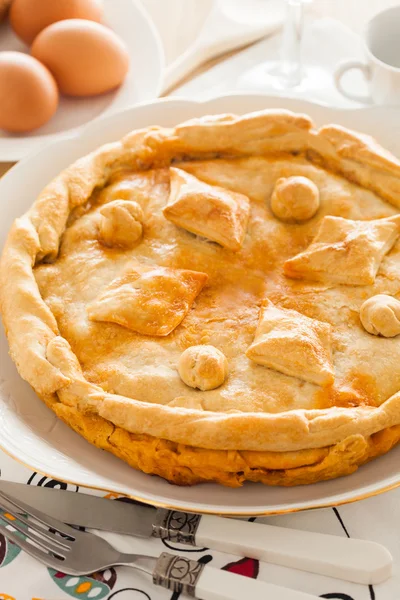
[0,489,320,600]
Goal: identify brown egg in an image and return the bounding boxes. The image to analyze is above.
[31,20,130,97]
[10,0,103,45]
[0,0,12,23]
[0,52,59,133]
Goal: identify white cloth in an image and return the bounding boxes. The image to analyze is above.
[141,0,214,65]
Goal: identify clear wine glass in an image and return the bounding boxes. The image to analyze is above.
[239,0,331,94]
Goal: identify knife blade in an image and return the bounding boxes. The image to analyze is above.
[0,480,154,536]
[0,480,392,585]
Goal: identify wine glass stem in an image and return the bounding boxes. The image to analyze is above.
[280,0,304,87]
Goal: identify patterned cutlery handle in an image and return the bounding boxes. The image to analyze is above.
[153,552,320,600]
[153,509,392,584]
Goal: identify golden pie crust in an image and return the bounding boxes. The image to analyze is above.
[2,108,400,487]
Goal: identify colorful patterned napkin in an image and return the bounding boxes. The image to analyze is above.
[0,449,399,599]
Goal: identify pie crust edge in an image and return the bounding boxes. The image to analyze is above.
[43,391,400,487]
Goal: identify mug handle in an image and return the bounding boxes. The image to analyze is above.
[334,60,372,104]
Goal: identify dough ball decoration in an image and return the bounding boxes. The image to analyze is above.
[178,345,228,391]
[360,294,400,338]
[99,199,143,248]
[270,176,320,223]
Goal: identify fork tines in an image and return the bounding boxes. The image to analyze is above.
[0,489,75,570]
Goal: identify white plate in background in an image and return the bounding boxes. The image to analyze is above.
[0,0,164,161]
[1,94,400,515]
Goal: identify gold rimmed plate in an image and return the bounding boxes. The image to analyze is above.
[1,94,400,516]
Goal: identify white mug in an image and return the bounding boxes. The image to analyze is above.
[335,6,400,105]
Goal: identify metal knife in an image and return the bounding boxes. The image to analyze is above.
[0,480,392,585]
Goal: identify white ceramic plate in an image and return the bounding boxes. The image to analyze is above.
[0,0,164,161]
[1,94,400,516]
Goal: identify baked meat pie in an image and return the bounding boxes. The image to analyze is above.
[2,109,400,488]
